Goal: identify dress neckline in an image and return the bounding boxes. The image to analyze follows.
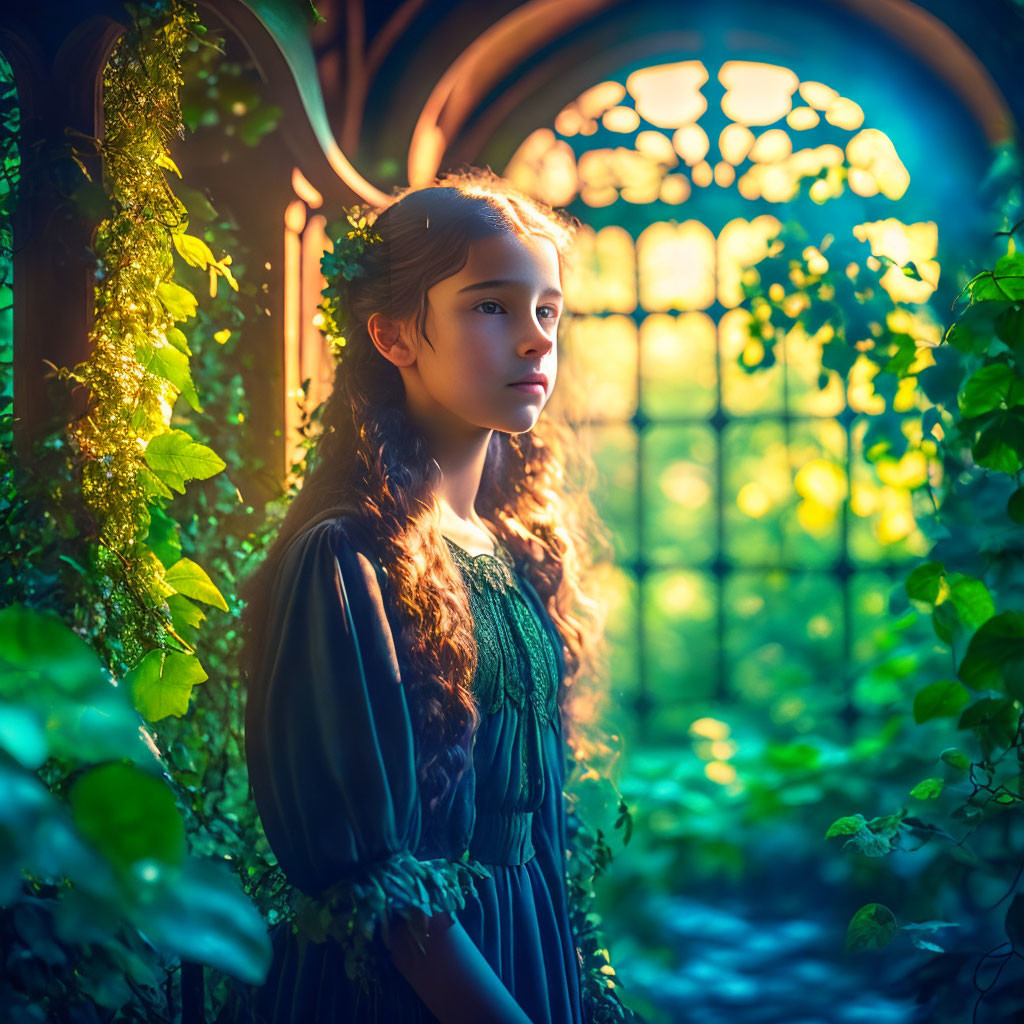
[443,533,515,571]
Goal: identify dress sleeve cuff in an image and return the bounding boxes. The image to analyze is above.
[285,850,492,988]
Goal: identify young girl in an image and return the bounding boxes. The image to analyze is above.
[239,168,639,1024]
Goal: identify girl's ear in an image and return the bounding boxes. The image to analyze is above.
[367,311,417,368]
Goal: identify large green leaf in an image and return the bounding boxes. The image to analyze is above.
[165,557,229,611]
[957,611,1024,691]
[137,339,202,413]
[913,680,970,724]
[846,903,898,952]
[135,857,272,984]
[144,429,226,493]
[156,280,198,321]
[958,363,1024,418]
[128,649,208,720]
[69,763,186,873]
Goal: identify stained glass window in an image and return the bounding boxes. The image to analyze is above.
[503,57,979,752]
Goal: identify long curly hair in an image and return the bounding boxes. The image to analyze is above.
[240,167,617,813]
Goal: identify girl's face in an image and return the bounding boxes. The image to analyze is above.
[402,230,562,438]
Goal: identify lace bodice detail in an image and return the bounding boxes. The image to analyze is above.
[444,536,560,728]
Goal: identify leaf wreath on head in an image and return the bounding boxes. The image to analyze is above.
[319,204,384,360]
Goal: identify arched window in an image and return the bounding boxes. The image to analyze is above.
[503,52,998,750]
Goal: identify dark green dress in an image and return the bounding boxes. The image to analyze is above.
[243,514,595,1022]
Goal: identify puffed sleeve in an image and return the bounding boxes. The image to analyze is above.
[244,516,489,984]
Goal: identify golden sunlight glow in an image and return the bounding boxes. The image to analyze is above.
[853,218,939,303]
[824,97,865,131]
[692,161,713,187]
[505,128,579,208]
[737,481,771,518]
[719,61,799,125]
[640,313,717,417]
[846,129,910,200]
[636,130,679,166]
[660,174,692,204]
[786,106,820,131]
[794,458,848,507]
[626,61,709,127]
[562,315,638,419]
[673,123,710,166]
[638,220,716,311]
[577,81,627,121]
[717,216,783,309]
[563,224,637,313]
[750,129,793,163]
[719,123,755,164]
[660,460,713,509]
[603,106,641,133]
[690,717,731,740]
[798,81,839,109]
[719,308,783,414]
[705,760,738,785]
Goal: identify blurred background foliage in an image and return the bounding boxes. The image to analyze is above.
[1,1,1024,1023]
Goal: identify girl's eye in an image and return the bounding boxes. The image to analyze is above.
[539,305,560,321]
[475,301,561,320]
[475,301,505,314]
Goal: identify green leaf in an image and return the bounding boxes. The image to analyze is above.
[144,429,226,493]
[939,747,971,771]
[145,504,182,568]
[905,561,945,604]
[958,696,1017,734]
[127,649,208,720]
[846,903,898,952]
[945,300,1011,355]
[1008,488,1024,524]
[0,604,108,698]
[995,304,1024,352]
[164,557,229,611]
[137,340,202,413]
[137,858,272,984]
[973,413,1024,474]
[166,326,191,355]
[957,611,1024,691]
[958,363,1024,418]
[913,680,970,723]
[909,778,944,800]
[932,601,958,644]
[157,281,199,321]
[172,231,216,269]
[826,814,865,838]
[947,576,995,631]
[69,762,186,872]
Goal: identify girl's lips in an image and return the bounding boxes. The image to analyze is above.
[509,382,546,394]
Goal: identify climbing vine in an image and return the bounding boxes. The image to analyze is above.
[741,148,1024,1015]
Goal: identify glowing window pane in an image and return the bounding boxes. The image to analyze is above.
[714,162,735,187]
[643,424,716,567]
[636,130,678,166]
[798,81,839,109]
[719,123,755,164]
[603,106,641,133]
[594,562,639,698]
[852,218,939,303]
[717,215,783,309]
[825,96,865,131]
[786,420,847,565]
[786,326,846,417]
[563,314,637,420]
[626,61,708,127]
[720,307,784,414]
[750,129,792,164]
[660,174,691,204]
[673,123,710,166]
[640,312,717,419]
[638,220,715,312]
[577,81,626,120]
[505,128,579,208]
[786,106,820,130]
[720,61,799,126]
[644,569,719,715]
[724,421,792,564]
[692,160,713,187]
[849,419,933,564]
[564,224,636,314]
[846,129,910,200]
[584,422,638,562]
[726,572,845,723]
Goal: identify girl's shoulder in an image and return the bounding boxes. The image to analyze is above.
[283,507,389,595]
